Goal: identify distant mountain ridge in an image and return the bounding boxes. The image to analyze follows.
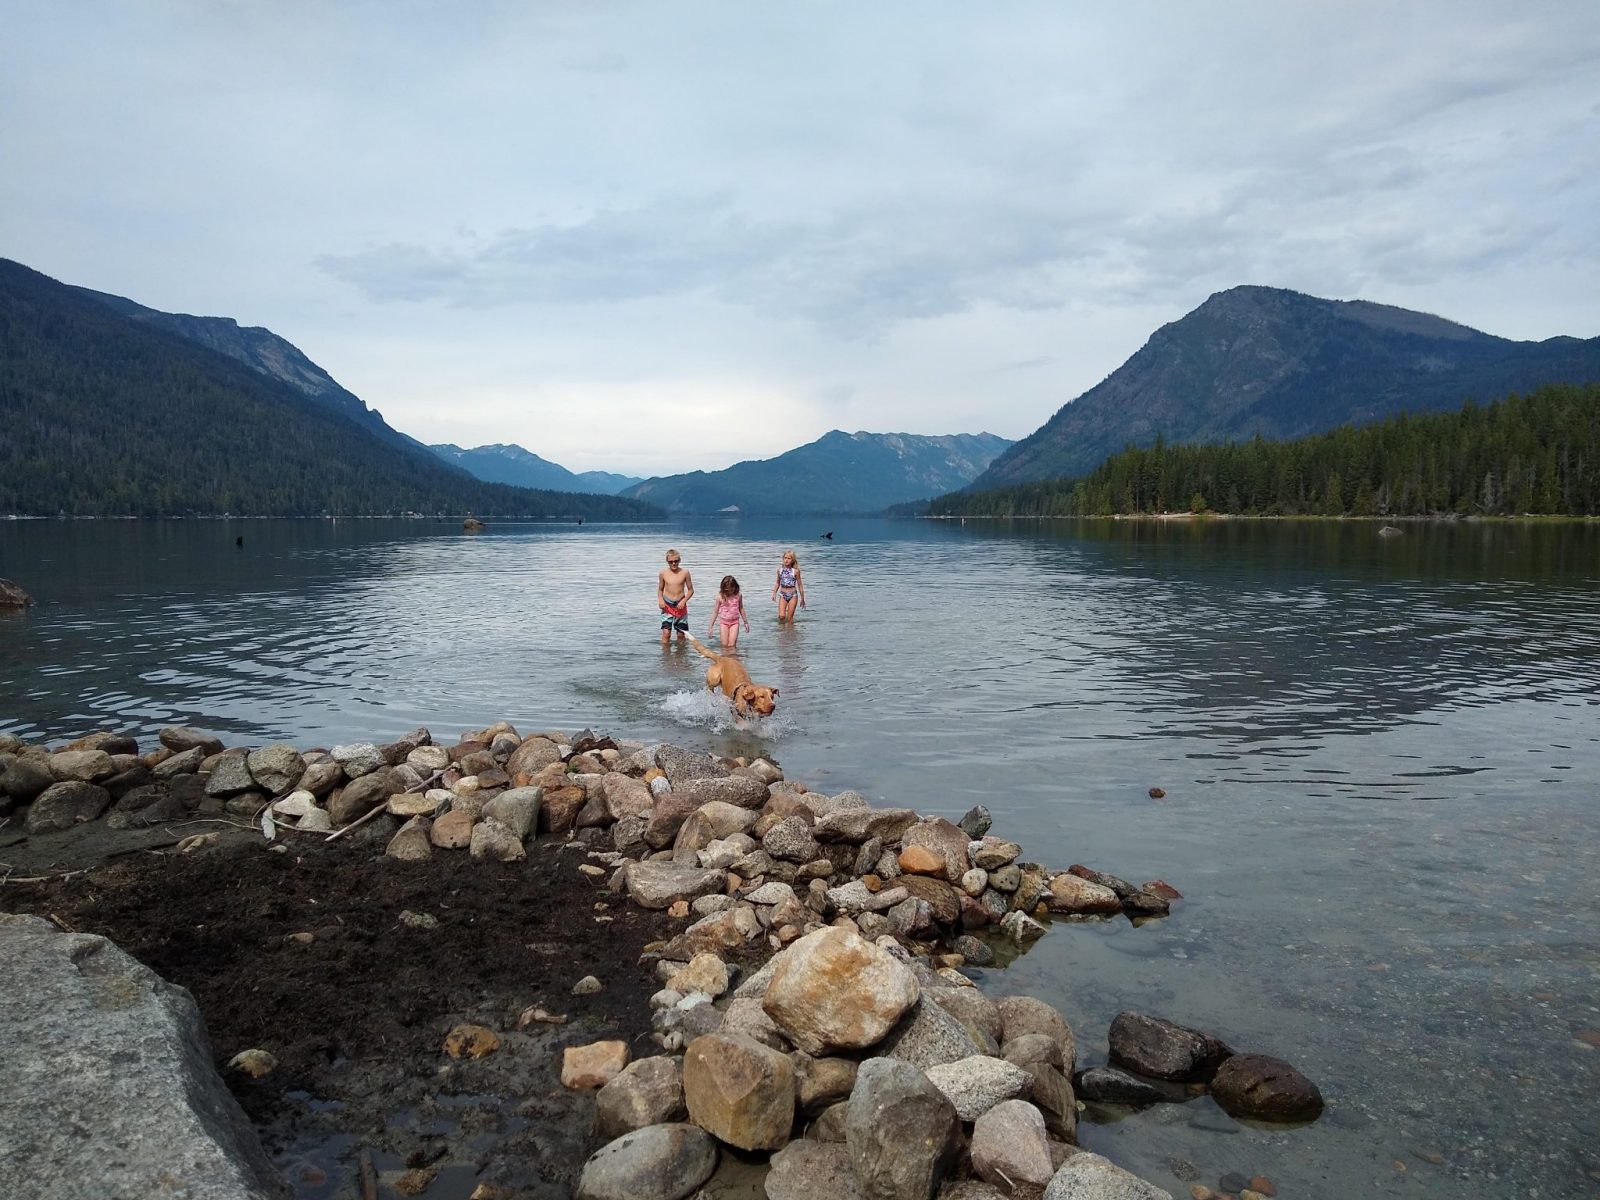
[0,258,658,519]
[623,430,1012,515]
[974,285,1600,488]
[430,443,642,495]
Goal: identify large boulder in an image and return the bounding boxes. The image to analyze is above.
[764,816,822,863]
[158,726,224,756]
[898,817,971,883]
[625,862,728,910]
[506,736,561,778]
[1106,1012,1230,1082]
[671,774,769,810]
[1046,873,1122,915]
[203,754,257,799]
[47,749,117,784]
[971,1099,1054,1189]
[482,787,541,840]
[1074,1067,1169,1106]
[682,1032,795,1151]
[327,767,402,827]
[1208,1053,1324,1121]
[153,746,206,780]
[672,800,760,857]
[924,1056,1033,1121]
[1,755,54,801]
[656,744,728,786]
[998,996,1077,1076]
[595,1057,687,1138]
[1042,1152,1173,1200]
[765,1140,863,1200]
[575,1123,717,1200]
[813,807,919,844]
[0,914,289,1199]
[762,927,920,1056]
[469,817,526,862]
[845,1057,960,1200]
[879,996,989,1070]
[22,782,112,833]
[245,745,305,797]
[330,742,385,779]
[600,773,653,821]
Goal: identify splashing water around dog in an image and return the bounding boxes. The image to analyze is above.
[659,688,792,739]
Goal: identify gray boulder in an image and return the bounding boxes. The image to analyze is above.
[483,786,541,840]
[971,1099,1054,1189]
[1075,1066,1169,1106]
[672,774,769,810]
[1106,1012,1230,1082]
[765,815,822,863]
[813,807,918,844]
[1042,1152,1173,1200]
[1208,1053,1324,1122]
[880,996,988,1070]
[327,767,401,827]
[153,746,206,779]
[47,749,117,783]
[330,742,385,779]
[845,1058,960,1200]
[625,862,728,910]
[594,1056,686,1139]
[203,754,257,799]
[22,782,112,833]
[766,1140,863,1200]
[245,744,305,797]
[924,1055,1032,1121]
[575,1123,717,1200]
[656,744,728,786]
[1,755,54,801]
[0,914,288,1199]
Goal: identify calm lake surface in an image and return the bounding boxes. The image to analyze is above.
[3,516,1598,1198]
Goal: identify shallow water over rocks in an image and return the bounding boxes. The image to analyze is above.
[2,515,1597,1198]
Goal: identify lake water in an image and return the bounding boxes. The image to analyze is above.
[3,516,1598,1198]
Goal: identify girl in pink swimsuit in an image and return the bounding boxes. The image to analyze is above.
[710,575,750,648]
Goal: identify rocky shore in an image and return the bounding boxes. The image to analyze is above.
[0,722,1324,1200]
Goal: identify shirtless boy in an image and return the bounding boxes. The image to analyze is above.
[658,549,694,644]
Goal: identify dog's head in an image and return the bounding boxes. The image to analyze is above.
[732,683,779,718]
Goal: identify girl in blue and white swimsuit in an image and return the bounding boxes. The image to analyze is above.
[771,550,805,622]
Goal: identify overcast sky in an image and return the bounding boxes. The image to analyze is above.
[4,2,1597,476]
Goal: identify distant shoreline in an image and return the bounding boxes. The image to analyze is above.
[917,512,1600,524]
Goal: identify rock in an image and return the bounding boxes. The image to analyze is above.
[398,910,438,929]
[202,753,256,799]
[296,758,343,797]
[505,736,561,778]
[443,1023,501,1058]
[897,875,961,923]
[1208,1054,1324,1121]
[575,1123,717,1200]
[386,816,434,861]
[226,1048,279,1079]
[1,755,54,801]
[0,915,287,1199]
[1075,1066,1169,1106]
[827,880,910,914]
[158,726,224,756]
[331,742,386,779]
[928,988,1003,1047]
[959,868,989,897]
[808,1100,850,1143]
[23,781,112,833]
[0,577,36,607]
[483,786,540,839]
[880,996,988,1069]
[595,1056,687,1138]
[813,807,919,844]
[924,1055,1033,1121]
[541,784,587,834]
[762,926,920,1056]
[998,996,1077,1075]
[672,800,760,855]
[764,815,823,863]
[656,744,729,786]
[987,864,1023,892]
[900,817,971,883]
[792,1053,859,1114]
[328,767,401,826]
[1122,890,1171,917]
[972,1099,1054,1188]
[626,862,728,910]
[645,794,700,849]
[718,996,789,1051]
[690,893,731,916]
[898,844,947,875]
[952,934,993,966]
[942,1184,1008,1200]
[1000,909,1047,942]
[599,773,653,820]
[672,774,769,809]
[746,881,799,906]
[429,808,477,849]
[562,1040,631,1089]
[48,748,118,783]
[407,744,451,773]
[387,791,444,818]
[845,1057,960,1200]
[470,817,527,862]
[666,953,730,999]
[1142,880,1183,901]
[766,1140,864,1200]
[245,744,305,796]
[572,975,603,995]
[272,790,320,817]
[682,1032,795,1151]
[1047,873,1122,915]
[659,905,761,959]
[1107,1013,1230,1082]
[1067,863,1137,899]
[1043,1152,1174,1200]
[1024,1063,1078,1140]
[1002,1032,1064,1070]
[957,805,993,838]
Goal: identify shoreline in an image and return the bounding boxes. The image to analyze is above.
[1,721,1321,1200]
[917,511,1600,524]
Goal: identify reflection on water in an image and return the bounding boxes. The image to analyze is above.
[2,516,1598,1197]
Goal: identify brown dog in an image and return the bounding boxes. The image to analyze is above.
[685,635,779,718]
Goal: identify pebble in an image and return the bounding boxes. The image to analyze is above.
[572,975,603,995]
[1218,1173,1249,1193]
[398,910,438,930]
[227,1049,278,1078]
[1248,1177,1276,1196]
[578,864,606,878]
[442,1024,501,1059]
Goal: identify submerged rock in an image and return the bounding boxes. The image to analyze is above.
[1208,1054,1324,1122]
[1107,1012,1231,1082]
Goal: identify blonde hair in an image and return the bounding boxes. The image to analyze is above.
[782,550,799,567]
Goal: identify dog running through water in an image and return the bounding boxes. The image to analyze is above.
[684,634,779,719]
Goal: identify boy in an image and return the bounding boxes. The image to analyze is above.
[658,549,694,644]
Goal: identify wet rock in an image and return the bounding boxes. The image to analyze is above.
[469,816,526,861]
[1075,1066,1169,1106]
[1047,873,1122,915]
[813,807,919,844]
[1043,1151,1174,1199]
[957,805,993,838]
[1067,863,1137,899]
[0,578,35,607]
[562,1040,631,1089]
[626,862,728,910]
[595,1056,687,1138]
[925,1055,1033,1121]
[880,995,988,1069]
[386,817,434,861]
[900,817,972,883]
[999,909,1047,942]
[952,935,993,966]
[682,1032,795,1151]
[575,1123,717,1200]
[23,782,112,833]
[482,786,540,840]
[328,767,402,826]
[766,1139,863,1200]
[1107,1012,1231,1082]
[1,914,287,1199]
[1208,1054,1324,1121]
[1123,890,1171,917]
[845,1057,960,1200]
[972,1098,1054,1189]
[245,744,305,796]
[158,726,224,756]
[762,926,920,1056]
[443,1024,501,1058]
[998,996,1077,1075]
[1142,880,1183,901]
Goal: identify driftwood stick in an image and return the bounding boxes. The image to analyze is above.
[357,1149,378,1200]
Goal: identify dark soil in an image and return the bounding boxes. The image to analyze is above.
[1,835,677,1200]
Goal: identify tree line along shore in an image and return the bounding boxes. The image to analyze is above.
[923,383,1600,520]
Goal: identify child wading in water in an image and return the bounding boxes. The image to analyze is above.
[771,550,805,621]
[711,575,751,649]
[658,549,694,645]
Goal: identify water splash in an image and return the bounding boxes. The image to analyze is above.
[658,688,792,739]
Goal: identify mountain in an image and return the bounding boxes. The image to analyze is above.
[622,430,1012,515]
[973,285,1600,488]
[0,258,658,520]
[430,443,643,495]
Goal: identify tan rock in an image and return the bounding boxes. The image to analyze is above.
[430,808,477,849]
[897,844,946,875]
[561,1039,631,1089]
[541,785,586,834]
[600,773,653,820]
[1047,873,1122,915]
[443,1024,501,1059]
[667,900,690,919]
[387,792,444,818]
[683,1032,796,1150]
[761,926,920,1056]
[667,952,730,999]
[386,816,433,861]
